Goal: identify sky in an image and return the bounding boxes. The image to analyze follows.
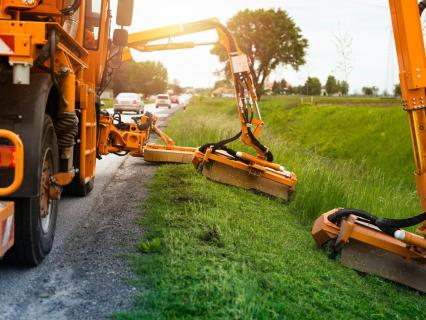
[112,0,399,94]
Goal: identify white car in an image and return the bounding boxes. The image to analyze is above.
[155,94,172,109]
[114,92,145,114]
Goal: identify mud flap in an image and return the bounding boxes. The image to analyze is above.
[341,240,426,292]
[200,160,291,200]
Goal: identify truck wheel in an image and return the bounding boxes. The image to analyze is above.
[6,115,59,266]
[63,142,94,197]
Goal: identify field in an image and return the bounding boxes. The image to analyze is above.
[115,96,426,319]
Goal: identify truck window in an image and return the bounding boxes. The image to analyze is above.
[84,0,103,50]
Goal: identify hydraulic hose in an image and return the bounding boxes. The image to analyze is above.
[132,112,153,131]
[247,127,273,162]
[328,208,426,236]
[199,131,242,154]
[61,0,81,16]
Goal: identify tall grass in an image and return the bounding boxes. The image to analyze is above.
[166,96,420,223]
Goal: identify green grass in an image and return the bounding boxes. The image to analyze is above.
[101,98,114,109]
[114,96,426,319]
[165,96,420,222]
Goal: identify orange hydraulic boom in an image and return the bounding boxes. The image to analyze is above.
[312,0,426,292]
[126,20,297,199]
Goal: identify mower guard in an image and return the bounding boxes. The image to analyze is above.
[192,148,297,200]
[312,209,426,292]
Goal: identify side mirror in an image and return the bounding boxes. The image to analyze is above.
[113,29,128,47]
[116,0,134,27]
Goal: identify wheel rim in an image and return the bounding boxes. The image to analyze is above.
[40,148,54,234]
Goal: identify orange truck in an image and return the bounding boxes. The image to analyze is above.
[0,0,141,265]
[0,0,296,267]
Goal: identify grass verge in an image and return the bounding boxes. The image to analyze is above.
[114,96,426,319]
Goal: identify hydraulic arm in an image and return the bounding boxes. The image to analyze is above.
[312,0,426,292]
[126,19,297,199]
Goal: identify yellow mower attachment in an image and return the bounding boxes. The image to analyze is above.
[143,125,196,164]
[144,144,196,164]
[312,209,426,292]
[193,149,296,200]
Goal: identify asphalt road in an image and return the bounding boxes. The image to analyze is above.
[0,101,186,319]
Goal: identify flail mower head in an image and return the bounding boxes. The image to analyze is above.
[193,147,297,201]
[312,208,426,292]
[185,23,297,200]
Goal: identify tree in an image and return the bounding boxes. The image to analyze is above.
[211,9,308,99]
[169,78,183,95]
[113,61,168,96]
[394,84,401,97]
[271,79,289,95]
[362,86,379,96]
[325,75,339,95]
[304,77,322,95]
[288,85,304,95]
[280,79,289,94]
[272,81,281,95]
[213,79,232,90]
[337,80,349,95]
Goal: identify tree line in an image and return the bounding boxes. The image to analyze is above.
[270,75,349,96]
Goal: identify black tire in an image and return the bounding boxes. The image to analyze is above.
[63,142,94,197]
[5,115,59,266]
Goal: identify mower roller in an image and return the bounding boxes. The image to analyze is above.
[312,0,426,292]
[143,126,196,164]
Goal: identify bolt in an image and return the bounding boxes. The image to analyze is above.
[60,67,70,74]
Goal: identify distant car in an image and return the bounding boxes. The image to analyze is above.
[114,92,144,114]
[156,94,172,109]
[170,95,180,104]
